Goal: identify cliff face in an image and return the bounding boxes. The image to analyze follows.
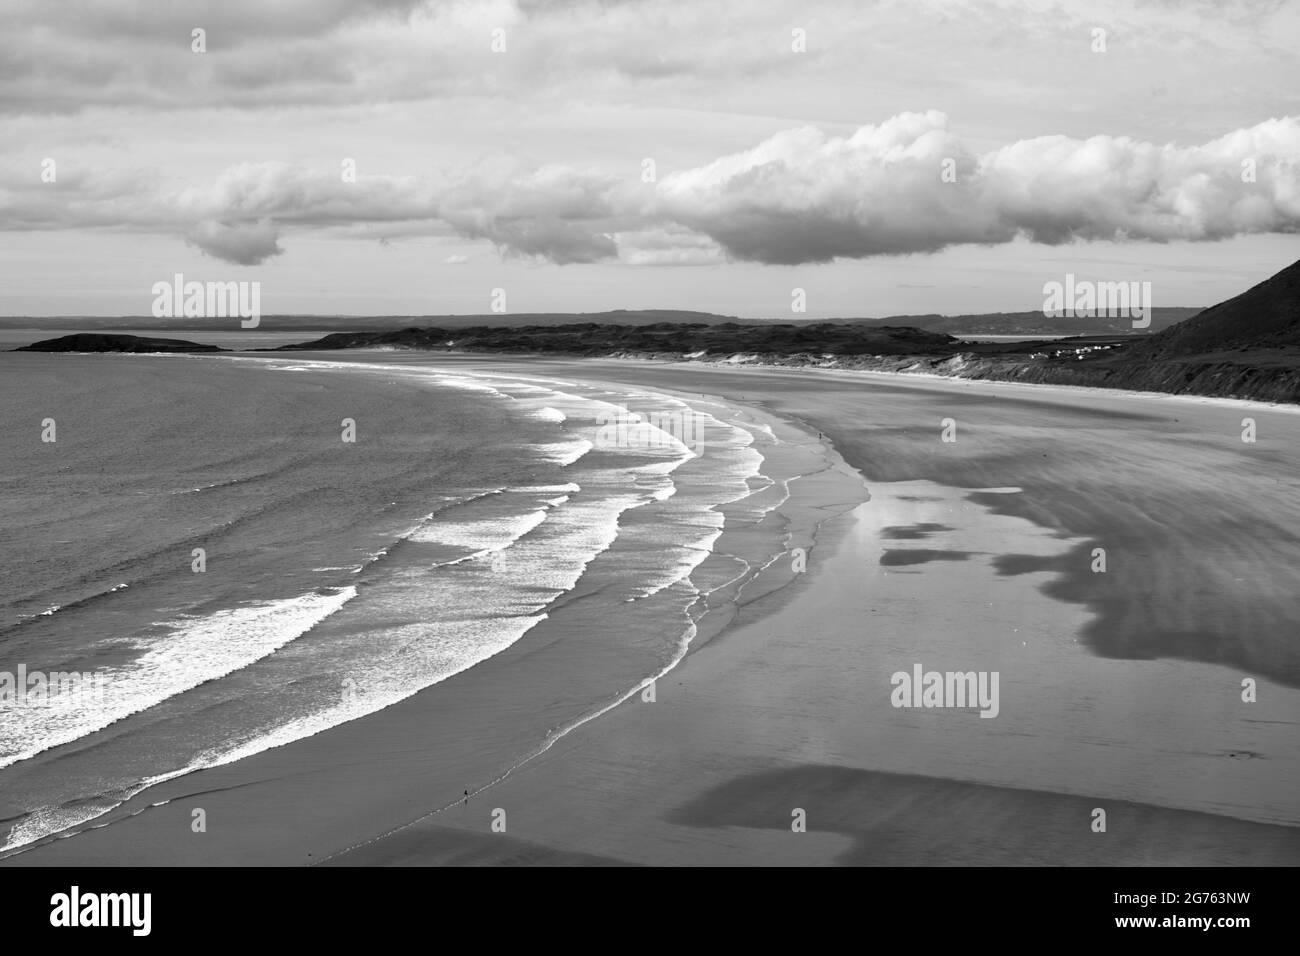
[942,351,1300,404]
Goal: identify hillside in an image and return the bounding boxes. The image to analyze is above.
[843,307,1199,336]
[275,322,958,357]
[938,257,1300,404]
[1137,259,1300,357]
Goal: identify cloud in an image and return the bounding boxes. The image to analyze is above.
[652,112,1300,263]
[186,219,284,265]
[614,227,725,266]
[654,112,1001,263]
[0,0,797,114]
[2,0,1298,122]
[2,113,1298,265]
[431,160,625,263]
[472,218,617,263]
[980,117,1300,243]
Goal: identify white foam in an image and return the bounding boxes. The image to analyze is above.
[536,438,593,466]
[0,587,357,770]
[2,363,806,856]
[182,614,550,774]
[412,507,550,558]
[1,801,121,854]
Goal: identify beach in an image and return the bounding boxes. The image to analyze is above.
[6,354,1300,866]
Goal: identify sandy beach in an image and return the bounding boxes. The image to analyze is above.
[8,355,1300,866]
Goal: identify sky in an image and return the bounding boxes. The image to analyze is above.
[1,0,1298,318]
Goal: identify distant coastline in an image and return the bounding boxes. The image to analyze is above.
[0,305,1203,337]
[15,323,1299,406]
[13,257,1300,406]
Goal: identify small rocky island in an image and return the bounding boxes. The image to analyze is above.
[15,333,225,353]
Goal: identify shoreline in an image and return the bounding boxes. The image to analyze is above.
[10,333,1300,413]
[2,357,870,865]
[557,350,1300,416]
[6,354,1298,865]
[325,478,1300,866]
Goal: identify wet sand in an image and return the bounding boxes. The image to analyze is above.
[9,357,1300,865]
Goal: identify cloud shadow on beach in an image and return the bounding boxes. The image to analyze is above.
[993,541,1300,688]
[666,765,1300,865]
[880,522,954,539]
[880,548,977,566]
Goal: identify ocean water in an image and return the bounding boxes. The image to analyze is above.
[0,351,804,853]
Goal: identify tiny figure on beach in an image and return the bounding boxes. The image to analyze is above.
[463,789,469,805]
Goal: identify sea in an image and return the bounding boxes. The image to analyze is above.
[0,335,809,855]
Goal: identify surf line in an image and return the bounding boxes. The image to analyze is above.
[315,400,865,864]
